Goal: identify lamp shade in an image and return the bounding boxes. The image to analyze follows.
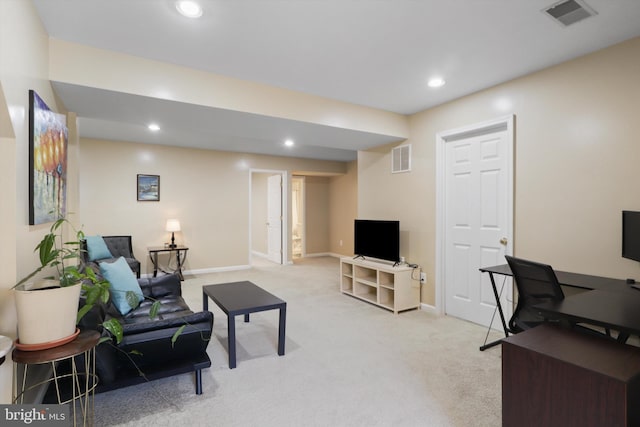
[166,219,181,232]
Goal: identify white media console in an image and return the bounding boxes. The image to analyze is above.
[340,257,421,314]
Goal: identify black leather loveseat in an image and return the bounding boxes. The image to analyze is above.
[78,273,213,394]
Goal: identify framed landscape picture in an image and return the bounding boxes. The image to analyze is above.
[137,174,160,201]
[29,90,68,225]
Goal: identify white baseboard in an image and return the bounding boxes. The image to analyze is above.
[306,252,347,259]
[143,257,439,316]
[304,252,332,258]
[251,250,269,259]
[188,265,251,275]
[420,303,437,314]
[144,257,440,315]
[141,264,251,279]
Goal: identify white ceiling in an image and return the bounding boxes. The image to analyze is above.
[33,0,640,162]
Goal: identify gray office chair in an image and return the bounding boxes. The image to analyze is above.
[505,255,565,333]
[505,255,614,340]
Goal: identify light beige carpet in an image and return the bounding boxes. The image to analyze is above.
[94,256,503,426]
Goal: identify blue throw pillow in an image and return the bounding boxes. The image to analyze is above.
[86,235,113,261]
[99,257,144,315]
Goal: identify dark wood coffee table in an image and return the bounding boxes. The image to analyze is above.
[202,281,286,369]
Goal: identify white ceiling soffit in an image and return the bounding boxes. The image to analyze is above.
[32,1,640,161]
[52,82,403,162]
[33,0,640,114]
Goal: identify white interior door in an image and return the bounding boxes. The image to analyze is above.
[439,117,513,328]
[267,174,283,264]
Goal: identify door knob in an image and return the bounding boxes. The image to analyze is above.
[499,237,508,246]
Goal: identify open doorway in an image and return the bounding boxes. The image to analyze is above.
[291,176,305,259]
[250,170,288,266]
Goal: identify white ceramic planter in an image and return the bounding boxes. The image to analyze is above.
[14,280,81,346]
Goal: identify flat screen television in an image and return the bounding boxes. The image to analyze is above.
[622,210,640,262]
[354,219,400,264]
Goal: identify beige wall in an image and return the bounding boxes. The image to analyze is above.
[0,1,83,285]
[79,139,346,272]
[304,177,331,255]
[330,161,358,256]
[251,173,269,256]
[0,0,81,403]
[48,39,408,139]
[359,36,640,306]
[4,0,640,403]
[358,142,432,301]
[0,129,16,403]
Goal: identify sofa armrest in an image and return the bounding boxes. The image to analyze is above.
[117,310,213,368]
[138,273,182,298]
[121,310,212,336]
[92,311,212,386]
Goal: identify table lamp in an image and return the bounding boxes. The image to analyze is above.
[166,219,181,248]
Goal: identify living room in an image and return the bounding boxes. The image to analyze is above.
[2,0,640,422]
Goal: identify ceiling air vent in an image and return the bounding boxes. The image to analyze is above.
[392,144,411,173]
[543,0,597,27]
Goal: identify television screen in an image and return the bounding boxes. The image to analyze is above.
[622,211,640,262]
[354,219,400,263]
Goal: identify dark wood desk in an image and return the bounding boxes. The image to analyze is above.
[503,324,640,426]
[480,263,629,291]
[478,264,629,350]
[535,289,640,341]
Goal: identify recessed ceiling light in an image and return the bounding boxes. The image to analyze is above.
[427,77,446,88]
[175,1,203,18]
[148,123,160,131]
[284,139,295,147]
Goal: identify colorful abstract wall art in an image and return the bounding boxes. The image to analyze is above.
[29,90,68,225]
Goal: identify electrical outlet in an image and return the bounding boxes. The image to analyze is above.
[420,272,426,284]
[339,240,343,246]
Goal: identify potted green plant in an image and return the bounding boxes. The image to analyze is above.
[14,216,123,349]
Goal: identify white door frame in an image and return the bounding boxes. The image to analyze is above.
[435,115,514,316]
[291,176,306,258]
[249,169,289,265]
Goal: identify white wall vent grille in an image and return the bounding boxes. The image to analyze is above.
[543,0,597,27]
[392,144,411,173]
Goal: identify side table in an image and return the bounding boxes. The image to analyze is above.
[13,330,100,427]
[202,281,287,369]
[148,246,189,280]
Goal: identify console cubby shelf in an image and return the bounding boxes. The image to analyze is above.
[340,257,421,314]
